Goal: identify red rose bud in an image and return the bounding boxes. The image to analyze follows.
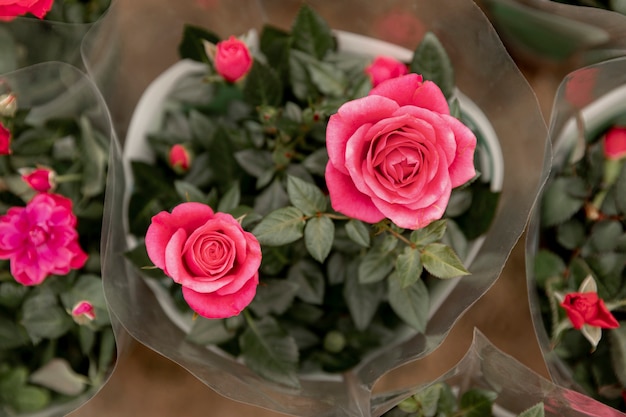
[560,292,619,330]
[71,300,96,324]
[169,144,192,174]
[365,56,409,87]
[604,126,626,161]
[0,122,10,155]
[0,93,17,117]
[214,36,253,83]
[21,167,56,192]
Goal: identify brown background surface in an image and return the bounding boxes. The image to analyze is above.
[68,0,573,415]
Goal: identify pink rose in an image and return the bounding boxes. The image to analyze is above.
[0,193,88,286]
[21,167,55,192]
[365,56,408,87]
[214,36,253,83]
[71,300,96,324]
[561,292,619,330]
[145,203,261,319]
[325,73,477,230]
[168,144,192,174]
[603,126,626,160]
[0,122,11,155]
[0,0,54,21]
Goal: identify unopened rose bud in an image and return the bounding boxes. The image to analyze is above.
[0,121,10,155]
[603,126,626,161]
[169,144,192,174]
[20,167,56,192]
[214,36,253,83]
[0,94,17,117]
[365,56,408,87]
[71,300,96,325]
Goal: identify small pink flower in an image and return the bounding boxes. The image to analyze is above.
[0,122,11,155]
[0,0,54,21]
[145,203,261,319]
[0,193,88,286]
[21,167,56,192]
[365,56,409,87]
[214,36,253,83]
[561,292,618,330]
[603,126,626,160]
[325,73,476,230]
[71,300,96,324]
[168,144,192,174]
[564,67,598,110]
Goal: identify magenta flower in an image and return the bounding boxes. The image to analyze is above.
[365,56,408,87]
[214,36,253,83]
[0,121,11,155]
[21,167,56,192]
[0,0,54,21]
[168,144,192,174]
[71,300,96,324]
[603,126,626,161]
[0,193,88,286]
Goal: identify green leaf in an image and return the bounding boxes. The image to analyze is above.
[29,358,87,396]
[0,282,28,309]
[303,148,329,176]
[252,206,305,246]
[253,178,289,216]
[79,117,108,198]
[588,220,623,253]
[459,388,498,417]
[21,290,73,343]
[304,216,335,263]
[540,177,586,227]
[288,260,325,305]
[410,219,447,247]
[235,149,274,178]
[343,266,384,331]
[0,317,29,349]
[178,24,219,62]
[239,316,300,388]
[388,273,429,332]
[358,246,395,284]
[296,51,348,97]
[174,180,208,204]
[556,218,586,250]
[187,318,234,346]
[286,175,327,215]
[615,163,626,214]
[454,182,500,240]
[532,250,566,288]
[208,125,241,189]
[11,385,50,413]
[345,219,371,248]
[259,25,291,81]
[518,402,545,417]
[217,182,241,213]
[396,247,424,288]
[0,27,17,74]
[421,243,470,279]
[189,109,216,142]
[243,61,283,107]
[291,4,335,60]
[610,325,626,387]
[249,279,299,316]
[410,32,455,98]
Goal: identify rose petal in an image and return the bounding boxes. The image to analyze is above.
[441,114,477,187]
[213,231,262,295]
[370,74,449,115]
[182,273,259,319]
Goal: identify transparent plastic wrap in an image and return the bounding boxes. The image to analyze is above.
[476,0,626,69]
[0,62,127,416]
[526,56,626,412]
[100,1,550,416]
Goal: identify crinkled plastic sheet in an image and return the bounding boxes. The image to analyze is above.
[526,56,626,410]
[378,329,626,417]
[0,62,128,416]
[96,1,550,416]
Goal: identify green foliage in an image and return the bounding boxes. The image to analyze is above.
[410,32,455,98]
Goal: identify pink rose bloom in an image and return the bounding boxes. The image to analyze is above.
[145,203,261,319]
[71,300,96,324]
[214,36,253,83]
[325,73,477,230]
[21,167,55,192]
[0,122,11,155]
[0,193,88,286]
[0,0,54,21]
[603,126,626,160]
[561,292,619,330]
[168,144,191,173]
[365,56,408,87]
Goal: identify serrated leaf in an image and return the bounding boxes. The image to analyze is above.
[421,243,470,279]
[235,149,274,178]
[189,109,216,142]
[410,32,455,98]
[396,247,424,288]
[459,388,498,417]
[412,383,442,417]
[249,279,299,316]
[288,260,325,305]
[291,4,335,60]
[540,177,586,227]
[518,402,545,417]
[187,317,234,346]
[388,273,429,332]
[174,180,207,203]
[410,219,447,247]
[588,220,623,253]
[252,206,305,246]
[239,317,300,388]
[243,61,283,107]
[344,266,383,331]
[178,24,219,62]
[303,148,329,176]
[217,182,241,213]
[304,216,335,263]
[286,175,327,215]
[345,219,370,248]
[358,247,395,284]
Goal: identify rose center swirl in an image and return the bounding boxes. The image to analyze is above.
[186,231,236,278]
[28,225,49,246]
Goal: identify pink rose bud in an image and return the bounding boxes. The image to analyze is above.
[365,56,409,87]
[169,144,192,174]
[0,0,53,21]
[0,122,11,155]
[561,292,619,330]
[0,93,17,117]
[603,126,626,160]
[214,36,253,83]
[71,300,96,324]
[21,167,56,192]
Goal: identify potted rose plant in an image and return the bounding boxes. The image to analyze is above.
[102,1,549,416]
[527,56,626,413]
[0,62,118,416]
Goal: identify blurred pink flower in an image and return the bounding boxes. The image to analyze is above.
[0,193,88,286]
[0,122,11,155]
[365,56,408,87]
[603,126,626,161]
[564,67,598,110]
[168,144,192,174]
[214,36,253,83]
[373,9,426,47]
[0,0,54,21]
[21,167,55,192]
[195,0,219,10]
[71,300,96,324]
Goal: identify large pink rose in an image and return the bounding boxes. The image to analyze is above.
[0,0,54,21]
[325,73,477,229]
[145,203,261,319]
[0,193,88,286]
[214,36,253,83]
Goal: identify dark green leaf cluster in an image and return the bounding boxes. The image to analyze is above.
[534,124,626,409]
[0,112,113,414]
[128,4,500,388]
